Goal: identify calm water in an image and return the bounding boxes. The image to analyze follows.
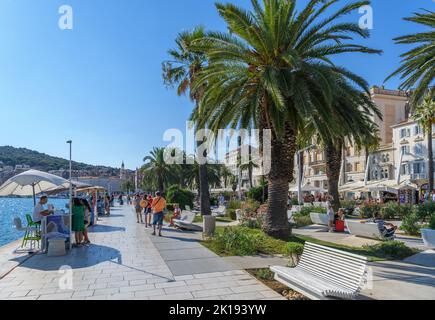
[0,197,68,247]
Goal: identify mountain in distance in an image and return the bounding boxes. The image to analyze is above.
[0,146,120,176]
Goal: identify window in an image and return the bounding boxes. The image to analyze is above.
[400,128,411,139]
[413,162,426,174]
[415,125,423,136]
[401,146,410,155]
[401,164,409,175]
[382,169,389,179]
[414,143,424,156]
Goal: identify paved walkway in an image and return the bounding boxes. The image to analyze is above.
[0,204,283,300]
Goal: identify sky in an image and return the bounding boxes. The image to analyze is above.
[0,0,432,170]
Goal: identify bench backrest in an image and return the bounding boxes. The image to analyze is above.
[298,242,368,293]
[346,220,382,239]
[310,213,329,226]
[181,211,196,224]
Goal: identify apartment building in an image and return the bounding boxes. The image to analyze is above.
[301,87,409,192]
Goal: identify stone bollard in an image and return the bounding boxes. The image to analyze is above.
[203,215,216,238]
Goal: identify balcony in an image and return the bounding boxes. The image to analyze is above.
[411,173,428,180]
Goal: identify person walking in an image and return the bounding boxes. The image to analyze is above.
[151,191,167,237]
[134,194,144,224]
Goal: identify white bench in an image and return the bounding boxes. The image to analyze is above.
[212,206,226,217]
[310,213,329,226]
[173,211,202,231]
[346,220,392,240]
[271,242,368,300]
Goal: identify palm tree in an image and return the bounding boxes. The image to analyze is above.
[142,148,176,193]
[413,91,435,192]
[163,27,212,216]
[191,0,381,238]
[220,165,234,189]
[385,10,435,105]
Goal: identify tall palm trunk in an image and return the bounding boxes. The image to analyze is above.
[325,140,343,211]
[428,125,434,193]
[265,126,296,239]
[197,140,212,216]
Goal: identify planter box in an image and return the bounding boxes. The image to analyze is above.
[421,229,435,249]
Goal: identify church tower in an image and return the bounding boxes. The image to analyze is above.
[120,161,125,180]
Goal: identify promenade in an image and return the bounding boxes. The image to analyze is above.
[0,204,283,300]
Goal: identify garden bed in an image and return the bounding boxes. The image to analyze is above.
[246,269,308,301]
[201,226,419,262]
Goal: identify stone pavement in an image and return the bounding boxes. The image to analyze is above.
[0,204,284,300]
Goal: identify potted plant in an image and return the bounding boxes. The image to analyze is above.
[421,215,435,249]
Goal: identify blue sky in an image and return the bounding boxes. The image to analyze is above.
[0,0,432,170]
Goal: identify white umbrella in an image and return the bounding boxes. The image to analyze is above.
[0,169,69,205]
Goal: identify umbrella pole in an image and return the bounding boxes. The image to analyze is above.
[32,184,36,206]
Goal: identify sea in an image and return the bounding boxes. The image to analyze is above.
[0,197,68,247]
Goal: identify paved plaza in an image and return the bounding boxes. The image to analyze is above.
[0,204,283,300]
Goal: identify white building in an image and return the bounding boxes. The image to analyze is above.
[392,120,435,182]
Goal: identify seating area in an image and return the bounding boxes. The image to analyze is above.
[310,213,330,226]
[173,210,202,231]
[271,242,368,300]
[13,216,41,252]
[346,220,393,240]
[212,206,226,217]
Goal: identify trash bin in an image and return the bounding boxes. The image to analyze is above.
[335,220,345,233]
[47,238,67,257]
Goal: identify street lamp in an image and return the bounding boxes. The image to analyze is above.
[297,145,316,204]
[66,140,72,209]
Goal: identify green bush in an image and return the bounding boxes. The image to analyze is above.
[292,215,313,228]
[364,241,416,260]
[213,227,264,256]
[298,206,326,217]
[165,185,194,210]
[283,242,304,257]
[283,242,305,267]
[401,212,421,236]
[227,200,242,210]
[381,202,414,220]
[227,209,237,221]
[429,214,435,230]
[416,202,435,221]
[359,203,382,219]
[291,198,301,206]
[341,200,357,215]
[247,183,268,204]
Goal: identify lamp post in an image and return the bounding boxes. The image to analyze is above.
[66,140,72,209]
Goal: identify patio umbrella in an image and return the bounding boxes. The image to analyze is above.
[0,169,69,205]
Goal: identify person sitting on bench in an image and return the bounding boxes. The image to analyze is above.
[362,212,397,239]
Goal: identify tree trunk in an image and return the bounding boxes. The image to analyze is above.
[325,140,343,212]
[264,125,296,239]
[197,136,211,216]
[428,125,434,193]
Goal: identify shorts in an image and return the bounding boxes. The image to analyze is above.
[153,212,164,226]
[145,208,152,215]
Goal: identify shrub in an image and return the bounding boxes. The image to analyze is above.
[283,243,304,267]
[291,198,301,206]
[359,203,382,219]
[416,202,435,221]
[227,209,237,221]
[212,227,264,256]
[252,268,275,281]
[340,200,357,214]
[381,202,414,220]
[429,214,435,230]
[247,183,268,204]
[364,241,416,260]
[165,185,194,210]
[292,215,313,228]
[401,212,421,236]
[227,200,242,210]
[298,206,326,217]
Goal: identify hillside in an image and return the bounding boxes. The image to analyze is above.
[0,146,119,175]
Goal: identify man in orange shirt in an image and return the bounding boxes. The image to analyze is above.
[151,191,167,237]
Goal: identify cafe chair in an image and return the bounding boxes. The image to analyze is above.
[13,217,41,250]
